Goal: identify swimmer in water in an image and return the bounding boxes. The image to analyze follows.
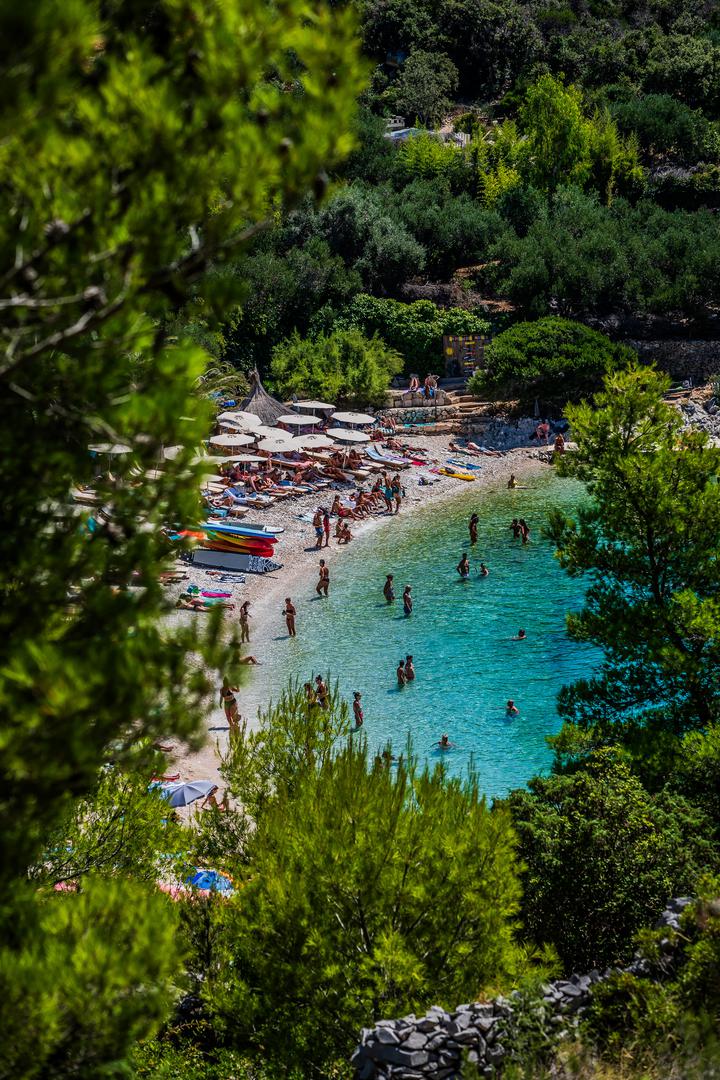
[506,699,519,716]
[384,574,396,604]
[468,512,479,546]
[479,562,489,577]
[397,660,407,687]
[405,654,415,681]
[403,585,413,616]
[438,733,455,749]
[512,629,527,641]
[511,518,522,540]
[457,553,470,579]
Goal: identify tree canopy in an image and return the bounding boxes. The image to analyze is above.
[269,327,403,407]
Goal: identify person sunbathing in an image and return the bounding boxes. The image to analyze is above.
[467,442,503,458]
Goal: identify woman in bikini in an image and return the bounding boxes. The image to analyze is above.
[239,600,251,643]
[220,678,240,733]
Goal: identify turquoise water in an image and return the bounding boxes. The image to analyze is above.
[243,475,598,797]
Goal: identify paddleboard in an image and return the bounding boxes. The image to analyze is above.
[192,549,282,574]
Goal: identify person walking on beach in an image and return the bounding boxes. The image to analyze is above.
[519,519,530,545]
[239,600,251,643]
[316,558,329,597]
[469,512,479,546]
[405,655,415,682]
[403,585,413,616]
[384,574,395,603]
[220,678,240,734]
[322,507,331,547]
[353,691,364,728]
[283,597,296,637]
[397,660,407,687]
[315,675,329,708]
[313,508,324,550]
[457,553,470,580]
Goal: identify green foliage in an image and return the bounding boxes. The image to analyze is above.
[668,726,720,833]
[197,685,527,1073]
[611,93,720,164]
[468,316,634,405]
[397,131,466,182]
[0,879,180,1079]
[269,327,403,407]
[340,294,490,377]
[551,366,720,770]
[505,751,717,970]
[393,50,459,127]
[0,0,364,1073]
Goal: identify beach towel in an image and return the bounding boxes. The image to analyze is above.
[201,590,232,598]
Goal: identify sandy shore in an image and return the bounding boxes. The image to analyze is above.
[166,438,551,792]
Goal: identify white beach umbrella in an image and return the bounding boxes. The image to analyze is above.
[293,433,336,449]
[216,410,261,428]
[224,453,265,464]
[331,411,376,426]
[251,425,294,440]
[257,437,297,453]
[161,445,184,461]
[276,413,322,427]
[192,453,227,465]
[326,428,371,443]
[209,433,255,449]
[89,442,133,455]
[294,399,336,412]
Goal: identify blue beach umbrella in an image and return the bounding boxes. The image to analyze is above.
[159,780,216,807]
[185,868,234,893]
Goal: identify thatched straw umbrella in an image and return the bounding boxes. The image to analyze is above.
[237,369,287,426]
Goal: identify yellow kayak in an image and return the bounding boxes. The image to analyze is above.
[439,467,476,481]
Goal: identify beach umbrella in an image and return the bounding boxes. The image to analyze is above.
[292,433,336,449]
[251,425,294,440]
[225,453,265,464]
[331,411,376,426]
[185,868,234,893]
[294,399,335,412]
[192,453,227,465]
[159,780,216,807]
[276,413,322,427]
[209,433,255,449]
[216,410,261,428]
[89,442,133,455]
[257,437,297,453]
[161,445,184,461]
[326,428,371,443]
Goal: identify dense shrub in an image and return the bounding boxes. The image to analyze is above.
[468,316,634,404]
[269,327,403,406]
[504,752,717,971]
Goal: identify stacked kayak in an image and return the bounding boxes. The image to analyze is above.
[175,521,283,574]
[437,466,476,481]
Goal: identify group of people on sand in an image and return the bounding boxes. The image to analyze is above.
[383,575,413,615]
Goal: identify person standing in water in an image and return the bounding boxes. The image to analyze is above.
[405,655,415,682]
[239,600,251,643]
[283,597,296,637]
[519,519,530,545]
[510,518,522,540]
[438,733,455,749]
[506,699,519,716]
[457,553,470,579]
[403,585,413,616]
[479,562,489,577]
[316,558,329,597]
[384,574,396,603]
[397,660,407,687]
[315,675,329,708]
[353,691,364,727]
[469,513,479,546]
[322,507,331,547]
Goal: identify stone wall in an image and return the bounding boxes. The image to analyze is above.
[631,339,720,383]
[385,405,460,426]
[352,898,693,1080]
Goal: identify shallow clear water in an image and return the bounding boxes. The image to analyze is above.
[243,474,598,797]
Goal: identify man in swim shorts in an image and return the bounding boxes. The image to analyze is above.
[312,508,324,549]
[457,553,470,579]
[316,558,329,597]
[384,574,395,603]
